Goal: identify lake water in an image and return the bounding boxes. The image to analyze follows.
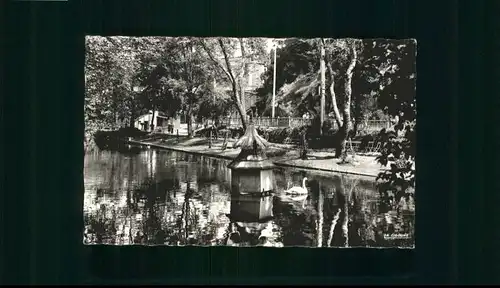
[83,146,415,248]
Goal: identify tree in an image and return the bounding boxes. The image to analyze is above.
[198,37,268,130]
[274,38,360,157]
[137,63,183,129]
[109,37,155,127]
[319,39,327,134]
[85,36,116,134]
[325,38,417,159]
[196,85,232,126]
[114,37,167,128]
[85,36,158,147]
[268,38,413,158]
[323,38,359,158]
[85,36,132,149]
[137,37,218,137]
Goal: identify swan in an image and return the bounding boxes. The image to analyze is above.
[284,177,309,195]
[289,194,308,202]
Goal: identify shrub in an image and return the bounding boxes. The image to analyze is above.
[259,126,306,144]
[321,120,335,136]
[194,126,218,138]
[117,127,148,138]
[307,134,337,149]
[93,127,147,150]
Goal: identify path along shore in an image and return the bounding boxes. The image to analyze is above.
[126,134,388,178]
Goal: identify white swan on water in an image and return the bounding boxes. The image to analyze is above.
[284,177,308,195]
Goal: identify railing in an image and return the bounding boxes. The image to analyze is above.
[210,117,392,132]
[356,120,393,132]
[215,117,311,128]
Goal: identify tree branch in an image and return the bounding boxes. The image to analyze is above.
[325,52,343,128]
[200,38,247,129]
[346,41,358,76]
[217,39,238,89]
[236,38,250,80]
[217,38,245,115]
[341,40,357,132]
[198,39,233,82]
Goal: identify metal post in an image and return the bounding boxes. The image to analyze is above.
[319,39,326,136]
[272,45,277,119]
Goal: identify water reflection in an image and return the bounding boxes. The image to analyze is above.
[83,147,415,248]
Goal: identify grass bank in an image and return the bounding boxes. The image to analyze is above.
[128,134,387,177]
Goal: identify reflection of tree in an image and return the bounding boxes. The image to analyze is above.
[85,205,118,244]
[132,176,180,245]
[272,195,316,246]
[180,181,191,242]
[327,208,341,247]
[316,187,324,247]
[169,175,222,246]
[286,173,383,248]
[348,182,376,246]
[126,156,138,244]
[328,175,359,247]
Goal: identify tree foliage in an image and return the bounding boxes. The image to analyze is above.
[373,40,416,208]
[85,36,149,149]
[253,37,417,197]
[85,36,239,144]
[256,38,415,158]
[135,37,224,136]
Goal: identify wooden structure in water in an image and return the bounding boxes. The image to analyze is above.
[229,193,274,222]
[225,124,281,246]
[227,124,276,195]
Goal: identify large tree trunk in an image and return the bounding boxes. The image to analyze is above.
[240,78,246,119]
[352,94,362,136]
[335,41,357,159]
[335,134,348,158]
[326,58,342,130]
[234,95,247,131]
[238,39,249,130]
[319,39,326,135]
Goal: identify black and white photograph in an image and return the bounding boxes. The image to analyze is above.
[84,36,416,248]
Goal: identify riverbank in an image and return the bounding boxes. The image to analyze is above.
[126,134,387,178]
